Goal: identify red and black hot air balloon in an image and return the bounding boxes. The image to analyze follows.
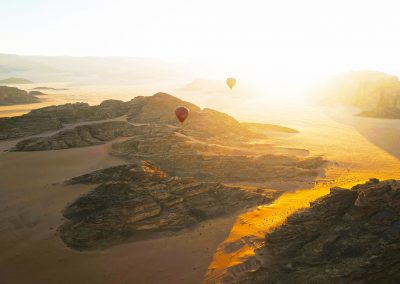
[175,106,189,123]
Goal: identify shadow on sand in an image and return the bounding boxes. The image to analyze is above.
[325,105,400,160]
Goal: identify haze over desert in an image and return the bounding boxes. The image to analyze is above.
[2,1,400,283]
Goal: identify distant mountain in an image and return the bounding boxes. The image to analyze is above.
[316,71,400,118]
[0,86,40,106]
[28,91,46,96]
[181,78,226,93]
[33,86,69,91]
[0,77,33,84]
[0,54,198,85]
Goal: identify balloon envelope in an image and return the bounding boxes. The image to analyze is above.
[226,77,236,90]
[175,106,189,123]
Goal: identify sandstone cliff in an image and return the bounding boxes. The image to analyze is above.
[60,161,275,250]
[1,92,257,140]
[111,130,324,183]
[12,93,324,185]
[14,121,140,151]
[0,77,33,84]
[317,71,400,118]
[0,85,40,106]
[126,92,259,139]
[0,99,128,139]
[243,179,400,283]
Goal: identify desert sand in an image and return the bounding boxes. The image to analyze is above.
[0,97,315,283]
[1,99,400,283]
[205,104,400,282]
[0,142,244,284]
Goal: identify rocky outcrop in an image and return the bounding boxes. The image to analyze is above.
[317,71,400,108]
[27,99,129,123]
[13,116,323,183]
[358,106,400,119]
[126,92,262,139]
[0,86,40,105]
[28,90,46,96]
[111,128,324,183]
[243,179,400,283]
[0,114,63,140]
[181,108,261,139]
[13,121,142,151]
[1,92,266,141]
[0,77,33,84]
[32,87,69,91]
[60,161,275,250]
[0,99,128,140]
[241,122,299,134]
[317,71,400,119]
[127,92,200,124]
[11,93,324,185]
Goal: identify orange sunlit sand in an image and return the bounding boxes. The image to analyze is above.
[2,1,400,283]
[205,107,400,282]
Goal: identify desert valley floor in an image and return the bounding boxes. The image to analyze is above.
[0,93,400,283]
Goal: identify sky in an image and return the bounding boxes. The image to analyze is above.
[2,0,400,85]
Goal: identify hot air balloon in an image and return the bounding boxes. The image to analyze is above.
[175,106,189,123]
[226,77,236,90]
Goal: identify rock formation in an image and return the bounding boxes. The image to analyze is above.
[358,104,400,118]
[60,161,276,250]
[14,121,140,151]
[0,85,40,105]
[28,90,46,96]
[126,93,262,139]
[0,99,128,140]
[242,179,400,283]
[112,131,324,183]
[3,92,299,141]
[12,93,324,184]
[317,70,400,118]
[126,92,200,124]
[33,86,69,91]
[241,122,299,134]
[0,77,33,84]
[27,99,129,123]
[14,117,323,183]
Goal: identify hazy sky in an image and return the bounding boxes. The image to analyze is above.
[2,0,400,83]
